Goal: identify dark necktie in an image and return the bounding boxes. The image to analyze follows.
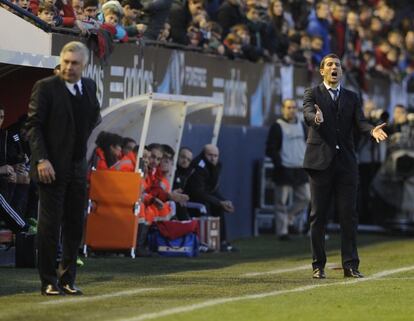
[329,88,339,102]
[74,84,82,98]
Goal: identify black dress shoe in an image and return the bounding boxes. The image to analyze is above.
[60,284,83,295]
[313,268,326,279]
[41,284,65,296]
[344,268,364,278]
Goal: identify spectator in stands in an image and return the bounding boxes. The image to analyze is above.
[98,0,129,42]
[285,0,313,31]
[245,5,268,60]
[217,0,246,38]
[330,2,347,58]
[389,104,409,135]
[400,31,414,75]
[83,0,98,19]
[185,144,236,252]
[228,24,262,61]
[187,23,203,48]
[286,32,312,66]
[79,0,101,30]
[37,2,56,25]
[306,1,331,58]
[223,32,243,60]
[173,147,193,220]
[265,0,293,62]
[310,35,324,67]
[343,10,363,86]
[15,0,30,11]
[265,99,310,240]
[157,22,171,41]
[203,21,225,55]
[169,0,205,45]
[72,0,84,18]
[139,0,173,40]
[31,0,75,26]
[121,0,147,38]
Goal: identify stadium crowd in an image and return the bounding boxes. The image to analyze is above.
[2,0,414,87]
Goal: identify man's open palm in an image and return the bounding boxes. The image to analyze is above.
[372,123,388,143]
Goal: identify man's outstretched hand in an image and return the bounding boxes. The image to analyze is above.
[372,123,388,143]
[314,104,324,124]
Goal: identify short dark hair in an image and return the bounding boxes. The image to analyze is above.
[84,0,98,8]
[161,144,175,159]
[320,53,340,69]
[147,143,163,153]
[38,2,55,13]
[122,137,136,148]
[121,0,142,10]
[179,146,193,154]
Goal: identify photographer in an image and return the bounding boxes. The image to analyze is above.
[356,100,388,224]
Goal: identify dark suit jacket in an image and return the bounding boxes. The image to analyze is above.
[26,75,101,181]
[302,83,373,172]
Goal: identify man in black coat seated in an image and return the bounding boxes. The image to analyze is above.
[185,144,236,252]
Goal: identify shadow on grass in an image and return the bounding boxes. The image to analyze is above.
[0,233,409,297]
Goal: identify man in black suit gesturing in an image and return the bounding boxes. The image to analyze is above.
[26,42,101,295]
[303,54,388,279]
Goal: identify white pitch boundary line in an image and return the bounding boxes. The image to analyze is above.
[41,288,161,305]
[117,265,414,321]
[242,263,338,277]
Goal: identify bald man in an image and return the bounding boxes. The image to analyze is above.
[185,144,236,252]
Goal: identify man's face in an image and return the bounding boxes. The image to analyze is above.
[110,144,122,158]
[178,149,193,169]
[59,50,85,83]
[320,57,342,85]
[281,100,297,121]
[0,110,4,128]
[142,149,150,172]
[316,3,329,20]
[149,148,163,169]
[393,107,407,124]
[122,141,136,155]
[84,6,97,18]
[160,154,173,174]
[188,0,203,16]
[72,0,84,16]
[124,5,140,20]
[204,147,219,166]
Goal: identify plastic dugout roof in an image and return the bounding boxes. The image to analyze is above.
[87,92,224,172]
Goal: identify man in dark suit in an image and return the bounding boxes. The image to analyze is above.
[303,53,387,279]
[26,41,101,295]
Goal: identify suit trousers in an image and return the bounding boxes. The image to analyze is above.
[307,153,359,270]
[37,160,87,287]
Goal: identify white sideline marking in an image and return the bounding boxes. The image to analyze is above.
[41,288,160,305]
[242,263,337,277]
[117,265,414,321]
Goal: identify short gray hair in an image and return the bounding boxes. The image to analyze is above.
[60,41,89,66]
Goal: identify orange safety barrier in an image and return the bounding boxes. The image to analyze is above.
[84,170,142,258]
